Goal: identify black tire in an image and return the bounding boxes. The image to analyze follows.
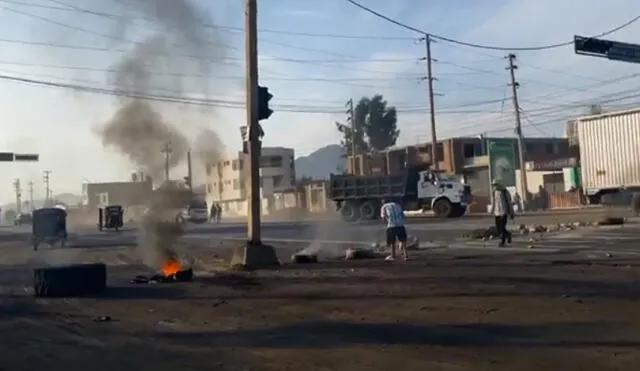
[340,202,359,222]
[33,263,107,297]
[359,201,378,220]
[433,198,452,218]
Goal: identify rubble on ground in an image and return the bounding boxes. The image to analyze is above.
[463,217,626,240]
[345,247,379,260]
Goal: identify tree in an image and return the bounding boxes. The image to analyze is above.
[335,94,399,155]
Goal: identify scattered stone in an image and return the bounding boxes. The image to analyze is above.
[93,316,111,322]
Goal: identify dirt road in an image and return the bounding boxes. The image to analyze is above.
[2,223,640,370]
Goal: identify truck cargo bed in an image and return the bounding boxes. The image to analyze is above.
[329,172,418,200]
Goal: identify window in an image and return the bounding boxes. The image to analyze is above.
[273,175,284,187]
[224,160,230,166]
[436,143,444,162]
[205,164,212,175]
[206,184,212,193]
[232,160,238,171]
[463,143,475,158]
[239,158,244,170]
[525,143,534,153]
[233,179,240,189]
[259,155,283,168]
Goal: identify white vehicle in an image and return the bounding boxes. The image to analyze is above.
[576,108,640,205]
[329,166,471,222]
[180,199,208,224]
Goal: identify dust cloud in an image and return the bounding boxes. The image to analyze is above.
[94,0,227,269]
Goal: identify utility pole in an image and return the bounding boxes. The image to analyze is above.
[346,98,356,174]
[424,34,439,170]
[13,179,21,215]
[506,53,529,210]
[28,181,34,212]
[230,0,279,268]
[43,171,51,204]
[161,142,171,181]
[185,150,193,189]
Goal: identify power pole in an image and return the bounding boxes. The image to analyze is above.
[506,53,529,210]
[43,171,51,204]
[161,142,172,181]
[230,0,279,268]
[424,34,439,170]
[185,150,193,189]
[346,98,356,174]
[13,179,21,215]
[28,181,34,212]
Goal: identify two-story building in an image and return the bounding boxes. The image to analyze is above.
[345,136,578,201]
[82,173,153,210]
[204,147,296,216]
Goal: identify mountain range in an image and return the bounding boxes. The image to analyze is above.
[294,144,344,180]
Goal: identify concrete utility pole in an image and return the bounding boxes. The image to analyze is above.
[230,0,279,268]
[43,171,51,204]
[13,179,21,215]
[161,142,172,181]
[506,53,529,210]
[28,181,34,212]
[346,98,356,174]
[424,34,439,170]
[186,150,193,189]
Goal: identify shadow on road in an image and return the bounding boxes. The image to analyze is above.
[152,320,640,348]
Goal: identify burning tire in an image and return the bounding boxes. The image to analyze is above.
[33,263,107,297]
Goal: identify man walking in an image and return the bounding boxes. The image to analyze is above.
[490,180,515,247]
[380,198,408,261]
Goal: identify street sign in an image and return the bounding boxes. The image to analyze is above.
[574,35,640,64]
[14,154,39,161]
[0,152,39,162]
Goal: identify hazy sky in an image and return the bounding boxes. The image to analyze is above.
[0,0,639,202]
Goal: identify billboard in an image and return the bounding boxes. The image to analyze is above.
[488,139,517,188]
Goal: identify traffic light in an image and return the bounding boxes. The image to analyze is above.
[257,85,273,121]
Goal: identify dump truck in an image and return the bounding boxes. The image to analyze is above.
[576,107,640,209]
[328,166,471,222]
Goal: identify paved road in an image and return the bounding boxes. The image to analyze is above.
[0,208,628,250]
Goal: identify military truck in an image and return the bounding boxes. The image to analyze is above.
[329,166,471,222]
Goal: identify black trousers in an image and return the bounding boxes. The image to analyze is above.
[494,215,511,244]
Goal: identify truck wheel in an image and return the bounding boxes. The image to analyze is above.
[433,198,452,218]
[33,263,107,297]
[340,202,359,222]
[359,201,378,220]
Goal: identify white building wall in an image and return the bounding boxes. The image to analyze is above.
[204,147,295,217]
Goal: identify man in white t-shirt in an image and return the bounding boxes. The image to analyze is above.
[380,198,408,261]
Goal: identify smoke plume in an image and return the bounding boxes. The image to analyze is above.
[95,0,227,268]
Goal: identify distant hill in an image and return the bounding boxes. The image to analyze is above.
[295,144,344,180]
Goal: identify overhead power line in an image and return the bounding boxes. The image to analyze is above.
[344,0,640,51]
[0,0,416,41]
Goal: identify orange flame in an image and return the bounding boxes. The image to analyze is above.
[161,257,181,276]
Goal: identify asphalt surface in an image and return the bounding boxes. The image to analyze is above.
[0,208,629,249]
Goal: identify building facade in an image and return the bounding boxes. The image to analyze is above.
[82,178,153,210]
[204,147,296,216]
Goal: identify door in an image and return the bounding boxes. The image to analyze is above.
[417,172,437,201]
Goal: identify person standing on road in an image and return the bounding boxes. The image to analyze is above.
[210,203,218,223]
[215,203,222,224]
[490,180,515,247]
[380,198,408,261]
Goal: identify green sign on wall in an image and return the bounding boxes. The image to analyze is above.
[488,139,517,188]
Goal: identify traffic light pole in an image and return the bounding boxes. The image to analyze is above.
[245,0,261,244]
[231,0,279,269]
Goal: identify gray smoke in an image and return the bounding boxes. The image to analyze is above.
[95,0,227,268]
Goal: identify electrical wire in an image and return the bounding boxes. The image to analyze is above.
[344,0,640,51]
